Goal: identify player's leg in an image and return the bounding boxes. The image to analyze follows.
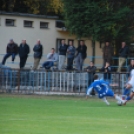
[86,87,93,99]
[105,88,124,103]
[102,97,110,105]
[123,91,134,105]
[123,83,132,96]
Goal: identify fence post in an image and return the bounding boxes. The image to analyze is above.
[17,69,20,93]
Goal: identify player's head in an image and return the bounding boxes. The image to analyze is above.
[130,59,134,66]
[93,74,99,80]
[105,62,110,66]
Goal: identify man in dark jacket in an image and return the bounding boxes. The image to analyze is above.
[100,62,112,82]
[33,40,43,70]
[66,41,75,70]
[2,39,18,65]
[58,40,68,70]
[102,41,113,66]
[75,41,87,71]
[117,42,129,72]
[19,39,30,69]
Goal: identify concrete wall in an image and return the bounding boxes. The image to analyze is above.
[0,14,103,68]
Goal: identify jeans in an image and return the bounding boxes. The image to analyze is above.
[2,53,16,65]
[67,58,74,70]
[19,56,28,68]
[42,61,54,69]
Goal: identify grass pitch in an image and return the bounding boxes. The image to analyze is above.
[0,94,134,134]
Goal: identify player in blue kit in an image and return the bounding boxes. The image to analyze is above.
[86,74,124,105]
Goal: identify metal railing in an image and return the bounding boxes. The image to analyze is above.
[0,54,132,69]
[0,68,129,95]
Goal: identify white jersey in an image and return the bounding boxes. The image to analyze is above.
[128,69,134,92]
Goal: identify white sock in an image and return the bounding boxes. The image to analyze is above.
[115,95,123,102]
[102,97,110,105]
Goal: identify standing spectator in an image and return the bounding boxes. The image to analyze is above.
[102,41,113,66]
[85,61,96,95]
[127,59,134,77]
[42,48,58,69]
[1,39,18,65]
[66,41,75,70]
[58,40,68,70]
[18,39,30,69]
[75,41,87,71]
[85,61,96,85]
[100,62,112,82]
[33,40,43,70]
[117,42,129,72]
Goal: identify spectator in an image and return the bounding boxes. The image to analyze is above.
[102,41,113,66]
[100,62,112,82]
[66,41,75,70]
[85,61,96,84]
[58,40,68,70]
[42,48,58,69]
[127,59,134,77]
[117,42,129,72]
[18,39,30,69]
[75,41,87,71]
[33,40,43,70]
[1,39,18,65]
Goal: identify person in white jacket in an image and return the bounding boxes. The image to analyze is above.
[42,48,58,69]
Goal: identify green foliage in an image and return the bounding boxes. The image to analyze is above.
[0,0,63,16]
[62,0,134,42]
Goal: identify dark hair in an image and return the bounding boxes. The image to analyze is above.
[51,48,55,50]
[90,61,94,64]
[93,74,98,80]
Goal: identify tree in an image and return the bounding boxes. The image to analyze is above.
[0,0,63,16]
[62,0,134,43]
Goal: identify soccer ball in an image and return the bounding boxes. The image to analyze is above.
[117,100,123,106]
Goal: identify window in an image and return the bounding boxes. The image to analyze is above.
[5,19,15,26]
[40,22,48,29]
[55,20,65,28]
[24,20,33,27]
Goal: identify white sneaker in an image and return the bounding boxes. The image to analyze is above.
[122,100,127,105]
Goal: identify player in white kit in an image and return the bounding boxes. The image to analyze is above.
[122,69,134,104]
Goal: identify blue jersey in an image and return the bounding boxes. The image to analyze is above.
[86,79,114,98]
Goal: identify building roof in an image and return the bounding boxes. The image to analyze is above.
[0,11,59,19]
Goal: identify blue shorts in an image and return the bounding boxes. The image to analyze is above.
[98,89,114,98]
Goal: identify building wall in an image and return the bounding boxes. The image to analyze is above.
[0,14,103,68]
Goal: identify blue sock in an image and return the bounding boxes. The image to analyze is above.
[123,87,130,95]
[126,96,131,101]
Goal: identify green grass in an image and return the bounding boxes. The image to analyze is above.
[0,94,134,134]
